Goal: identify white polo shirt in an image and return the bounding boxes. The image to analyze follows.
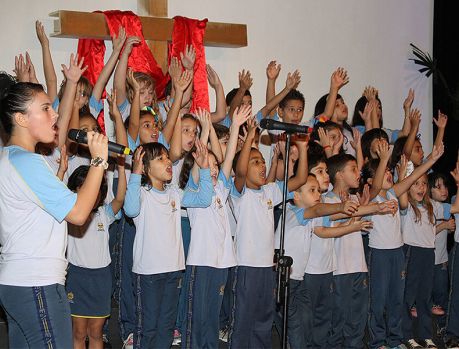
[0,146,77,286]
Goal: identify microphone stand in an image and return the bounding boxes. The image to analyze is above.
[275,132,294,349]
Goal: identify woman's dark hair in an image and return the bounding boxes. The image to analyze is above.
[389,136,407,170]
[0,77,44,135]
[140,142,169,187]
[68,165,108,209]
[352,95,383,128]
[361,128,389,160]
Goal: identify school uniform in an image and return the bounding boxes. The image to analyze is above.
[367,189,405,349]
[401,201,448,341]
[123,169,213,349]
[66,204,121,318]
[446,197,459,341]
[274,204,322,349]
[182,172,236,349]
[325,191,368,349]
[229,181,290,349]
[0,146,77,348]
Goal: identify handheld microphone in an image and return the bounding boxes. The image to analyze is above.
[68,129,133,155]
[259,119,312,134]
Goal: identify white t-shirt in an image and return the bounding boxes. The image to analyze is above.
[186,172,237,268]
[231,181,289,267]
[433,201,451,264]
[324,191,367,275]
[275,204,318,281]
[0,146,77,286]
[401,202,445,248]
[368,189,403,249]
[124,170,213,275]
[67,204,121,269]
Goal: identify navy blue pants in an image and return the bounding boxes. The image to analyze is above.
[182,266,228,349]
[303,272,333,349]
[229,266,275,349]
[134,271,182,349]
[176,216,192,333]
[220,266,235,329]
[446,242,459,340]
[286,278,308,349]
[433,261,448,330]
[368,247,405,349]
[329,272,368,349]
[0,284,72,348]
[402,245,434,340]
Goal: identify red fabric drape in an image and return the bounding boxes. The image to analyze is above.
[170,16,209,113]
[77,10,169,133]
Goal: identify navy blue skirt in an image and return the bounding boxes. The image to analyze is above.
[66,263,112,318]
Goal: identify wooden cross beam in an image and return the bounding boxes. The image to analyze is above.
[49,0,247,73]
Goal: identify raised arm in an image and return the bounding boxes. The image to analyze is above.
[259,70,301,118]
[111,161,127,215]
[162,70,192,143]
[323,67,349,119]
[399,88,414,137]
[113,36,141,106]
[108,89,128,148]
[368,141,390,200]
[303,200,359,219]
[179,45,196,109]
[286,139,308,192]
[36,21,57,100]
[222,105,252,179]
[228,70,253,120]
[266,61,281,117]
[234,118,257,193]
[92,27,126,102]
[57,54,88,149]
[124,147,144,218]
[402,109,421,159]
[25,52,39,84]
[393,143,445,198]
[350,128,364,171]
[126,69,141,140]
[450,160,459,214]
[267,144,280,183]
[433,110,447,149]
[207,65,227,123]
[191,109,211,184]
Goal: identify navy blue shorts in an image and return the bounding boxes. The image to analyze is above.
[66,263,112,318]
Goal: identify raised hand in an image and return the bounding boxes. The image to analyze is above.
[357,184,370,206]
[403,88,415,112]
[316,127,331,149]
[450,160,459,185]
[126,68,140,92]
[123,36,141,56]
[331,67,349,91]
[332,130,344,155]
[206,64,222,88]
[246,116,258,138]
[25,52,38,83]
[430,143,445,162]
[163,96,173,114]
[286,70,301,90]
[192,139,209,169]
[433,110,448,129]
[35,20,49,47]
[14,54,29,82]
[180,45,196,71]
[409,108,421,127]
[174,70,193,93]
[396,154,408,181]
[112,26,127,53]
[168,56,182,81]
[375,138,390,161]
[232,104,252,127]
[350,128,361,150]
[359,100,376,122]
[363,86,378,101]
[62,53,88,83]
[266,60,281,80]
[195,107,211,136]
[107,89,120,117]
[239,69,253,90]
[132,146,145,175]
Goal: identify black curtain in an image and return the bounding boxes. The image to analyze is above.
[433,2,459,174]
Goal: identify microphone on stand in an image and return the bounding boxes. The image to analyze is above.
[259,118,312,134]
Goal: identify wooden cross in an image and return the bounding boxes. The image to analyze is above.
[49,0,247,74]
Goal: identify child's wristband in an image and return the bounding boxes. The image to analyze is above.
[323,145,331,150]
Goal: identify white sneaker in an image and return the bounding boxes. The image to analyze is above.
[172,329,181,346]
[122,333,134,349]
[422,339,437,348]
[405,339,423,349]
[219,327,229,343]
